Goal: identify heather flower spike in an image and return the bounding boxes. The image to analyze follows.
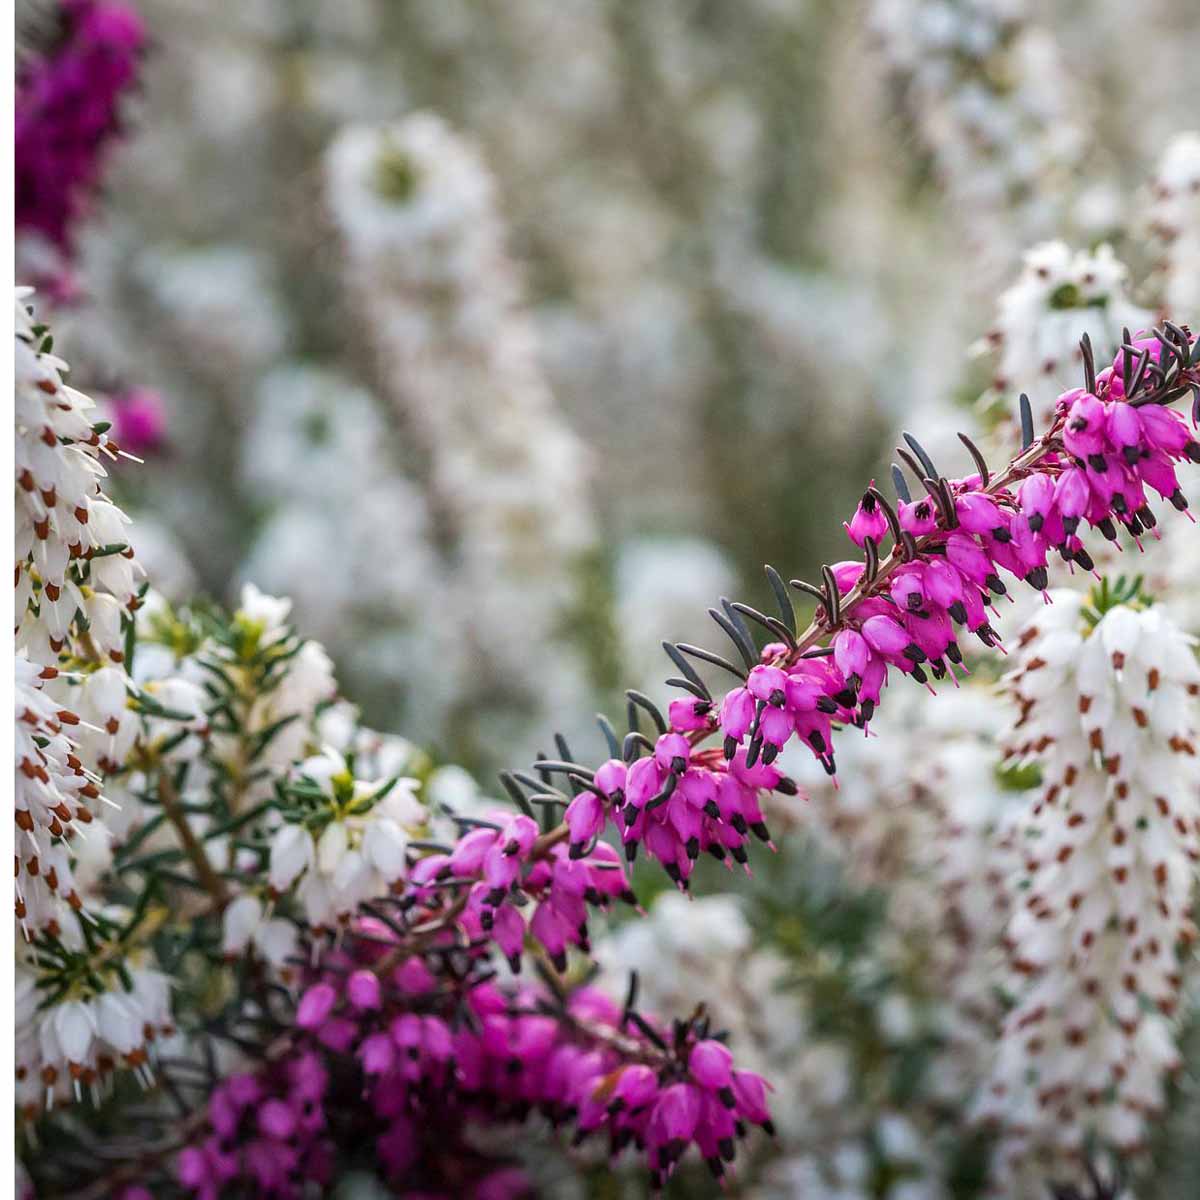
[16,1,145,274]
[503,323,1200,896]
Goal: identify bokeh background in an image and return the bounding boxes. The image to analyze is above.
[15,0,1200,1195]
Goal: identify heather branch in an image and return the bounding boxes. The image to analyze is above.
[157,771,229,909]
[498,325,1200,883]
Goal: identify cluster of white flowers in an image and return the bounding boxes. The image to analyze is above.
[325,113,597,753]
[869,0,1096,278]
[262,747,425,933]
[976,593,1200,1186]
[13,294,185,1116]
[15,951,173,1117]
[14,655,98,935]
[220,586,338,783]
[977,240,1152,427]
[13,290,147,936]
[15,290,142,668]
[1147,131,1200,317]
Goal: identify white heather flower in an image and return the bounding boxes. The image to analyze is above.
[74,666,136,775]
[220,894,299,970]
[269,823,316,893]
[210,592,340,785]
[14,652,98,934]
[237,583,294,645]
[975,592,1200,1188]
[267,750,426,929]
[316,819,350,875]
[222,893,265,954]
[13,295,148,937]
[1147,131,1200,316]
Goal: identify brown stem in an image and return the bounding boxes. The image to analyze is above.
[157,771,229,909]
[369,892,470,977]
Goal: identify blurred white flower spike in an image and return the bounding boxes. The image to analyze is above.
[1148,131,1200,317]
[325,113,598,757]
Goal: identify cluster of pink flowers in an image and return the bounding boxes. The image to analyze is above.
[715,333,1199,777]
[170,919,772,1195]
[15,0,145,257]
[566,738,795,890]
[406,808,638,972]
[175,1055,334,1199]
[550,328,1199,893]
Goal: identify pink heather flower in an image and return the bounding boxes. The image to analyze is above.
[668,695,713,732]
[15,0,145,255]
[746,664,788,705]
[295,982,337,1029]
[611,1063,659,1111]
[109,387,167,453]
[257,1099,296,1140]
[448,827,497,876]
[648,1082,702,1158]
[689,1039,734,1093]
[829,560,866,592]
[843,484,888,546]
[177,1148,208,1189]
[654,731,691,774]
[861,613,910,658]
[899,496,938,535]
[168,912,771,1196]
[227,1074,261,1108]
[358,1032,395,1076]
[889,566,927,612]
[593,758,627,798]
[565,790,605,854]
[833,628,870,680]
[706,325,1196,805]
[624,756,665,809]
[731,1069,774,1131]
[346,969,382,1011]
[719,687,755,744]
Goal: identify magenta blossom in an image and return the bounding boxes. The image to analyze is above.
[16,0,145,257]
[109,387,167,453]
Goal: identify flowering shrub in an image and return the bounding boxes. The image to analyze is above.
[12,6,1200,1194]
[14,269,1200,1197]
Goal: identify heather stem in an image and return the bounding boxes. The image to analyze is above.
[157,770,229,909]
